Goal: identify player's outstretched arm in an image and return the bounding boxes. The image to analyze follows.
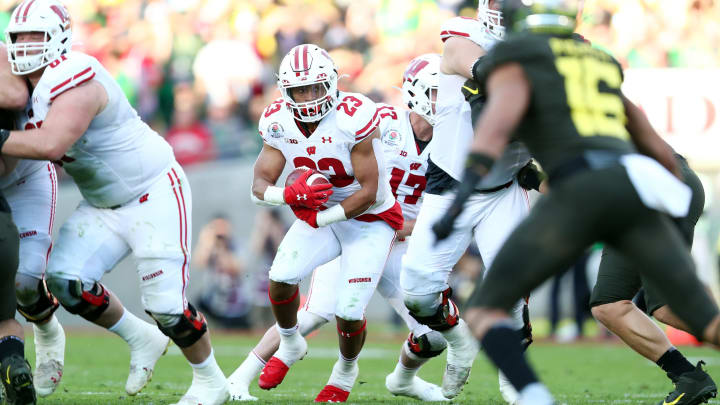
[0,44,28,110]
[251,143,287,206]
[441,37,487,78]
[622,94,680,178]
[0,81,106,160]
[341,130,381,218]
[433,63,530,241]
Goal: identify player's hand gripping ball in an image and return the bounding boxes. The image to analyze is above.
[283,167,332,209]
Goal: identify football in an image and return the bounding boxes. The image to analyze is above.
[285,167,331,188]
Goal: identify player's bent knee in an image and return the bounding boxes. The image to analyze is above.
[15,274,59,323]
[405,330,447,359]
[298,311,329,336]
[404,289,459,331]
[46,275,109,321]
[148,303,207,348]
[591,300,633,325]
[403,292,441,317]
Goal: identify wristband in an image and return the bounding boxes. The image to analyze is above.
[0,129,10,152]
[316,204,347,227]
[263,186,286,205]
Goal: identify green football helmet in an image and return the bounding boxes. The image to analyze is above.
[500,0,578,35]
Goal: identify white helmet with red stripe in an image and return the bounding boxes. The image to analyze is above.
[478,0,505,40]
[277,44,339,123]
[5,0,72,75]
[401,53,440,126]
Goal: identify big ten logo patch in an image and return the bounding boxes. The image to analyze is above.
[285,138,298,144]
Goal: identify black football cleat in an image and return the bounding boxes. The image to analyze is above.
[1,354,36,405]
[658,361,717,405]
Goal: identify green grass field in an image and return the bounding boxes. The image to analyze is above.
[18,327,720,404]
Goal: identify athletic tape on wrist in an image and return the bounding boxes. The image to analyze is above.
[268,287,299,306]
[317,204,346,227]
[337,318,367,338]
[263,186,286,205]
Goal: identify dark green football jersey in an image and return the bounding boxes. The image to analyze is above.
[476,33,635,176]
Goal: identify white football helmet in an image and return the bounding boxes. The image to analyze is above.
[478,0,505,40]
[401,53,440,126]
[277,44,339,123]
[5,0,72,75]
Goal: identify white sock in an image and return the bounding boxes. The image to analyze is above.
[232,352,265,386]
[108,309,153,349]
[338,352,358,373]
[392,360,418,382]
[191,350,224,380]
[277,324,299,337]
[34,315,61,340]
[440,319,477,368]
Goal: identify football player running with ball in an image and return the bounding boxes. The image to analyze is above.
[229,54,446,402]
[0,41,64,398]
[0,1,228,404]
[434,1,720,404]
[400,0,536,401]
[250,44,403,402]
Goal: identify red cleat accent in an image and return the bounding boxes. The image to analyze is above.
[258,357,290,390]
[315,385,350,402]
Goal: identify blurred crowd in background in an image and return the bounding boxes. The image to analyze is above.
[1,0,717,166]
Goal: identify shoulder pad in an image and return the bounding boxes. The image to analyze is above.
[40,52,96,101]
[336,92,378,143]
[440,17,495,50]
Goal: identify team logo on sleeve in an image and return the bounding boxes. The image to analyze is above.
[382,129,403,148]
[268,122,285,138]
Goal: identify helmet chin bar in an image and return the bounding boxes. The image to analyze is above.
[282,82,336,123]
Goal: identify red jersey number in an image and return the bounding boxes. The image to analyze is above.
[48,55,67,69]
[337,95,362,117]
[377,105,398,120]
[292,157,354,188]
[389,167,426,205]
[264,101,283,118]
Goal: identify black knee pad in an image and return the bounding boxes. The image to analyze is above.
[148,303,207,348]
[406,331,447,359]
[409,288,460,332]
[17,277,59,323]
[55,280,110,322]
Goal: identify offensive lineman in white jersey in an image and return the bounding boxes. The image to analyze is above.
[228,54,447,402]
[0,42,63,398]
[400,1,537,401]
[0,1,228,404]
[251,43,403,402]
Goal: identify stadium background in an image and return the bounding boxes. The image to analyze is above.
[2,0,720,336]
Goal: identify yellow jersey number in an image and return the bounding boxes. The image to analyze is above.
[549,38,628,140]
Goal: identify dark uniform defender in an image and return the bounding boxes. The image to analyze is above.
[0,107,36,405]
[432,0,720,404]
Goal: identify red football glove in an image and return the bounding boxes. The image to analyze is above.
[283,170,333,208]
[291,206,318,228]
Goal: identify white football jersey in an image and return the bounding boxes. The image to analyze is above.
[260,91,396,219]
[376,104,429,222]
[434,17,530,187]
[22,51,173,208]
